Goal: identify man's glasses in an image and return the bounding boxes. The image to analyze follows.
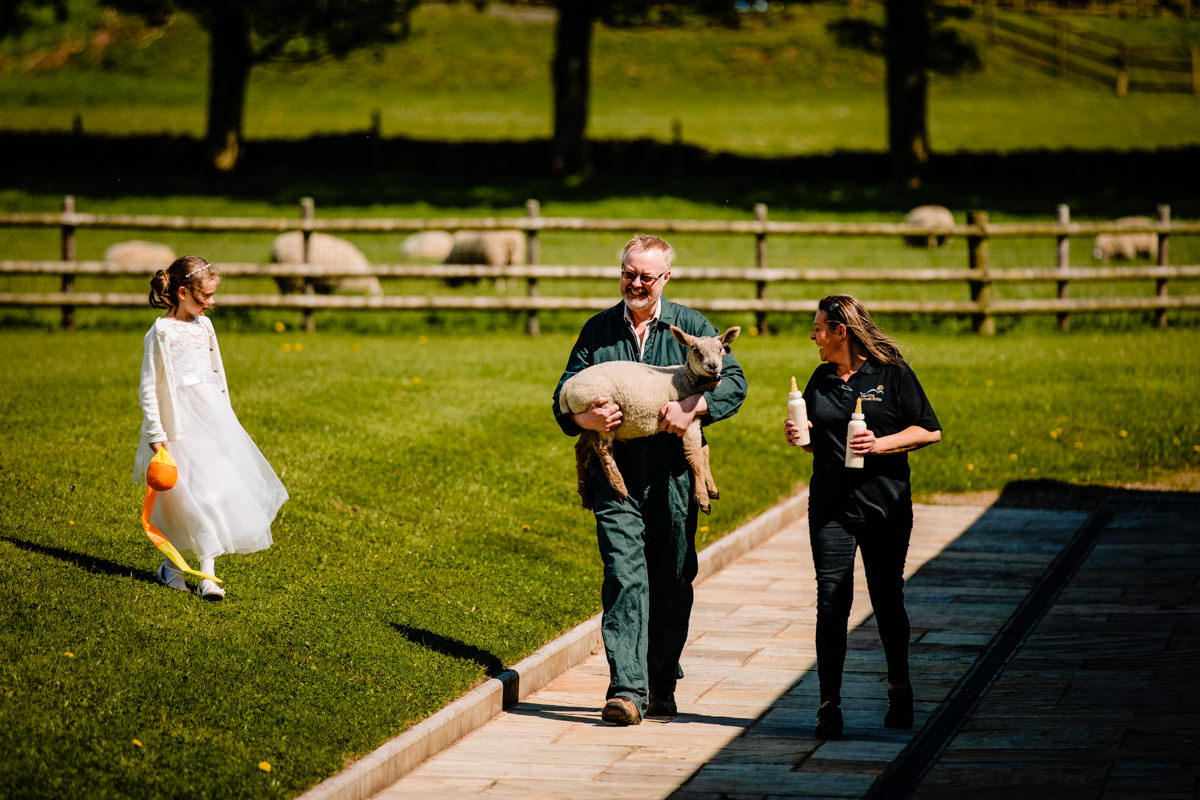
[620,268,669,286]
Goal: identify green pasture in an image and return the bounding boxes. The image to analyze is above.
[2,325,1199,798]
[3,3,1200,154]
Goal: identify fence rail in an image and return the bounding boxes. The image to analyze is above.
[1,197,1197,335]
[986,8,1200,95]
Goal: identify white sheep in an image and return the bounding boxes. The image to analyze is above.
[104,240,176,266]
[558,325,740,514]
[443,230,526,288]
[1093,216,1158,261]
[903,205,955,248]
[401,230,455,262]
[271,231,383,296]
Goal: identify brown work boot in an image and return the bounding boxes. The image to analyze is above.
[646,690,677,718]
[601,696,642,726]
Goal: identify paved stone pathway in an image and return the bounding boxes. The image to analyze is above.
[371,489,1199,799]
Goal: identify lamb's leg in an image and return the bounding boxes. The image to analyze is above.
[682,422,713,515]
[575,432,596,510]
[701,443,718,500]
[593,433,629,501]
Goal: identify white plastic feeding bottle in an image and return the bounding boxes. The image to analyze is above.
[845,397,866,469]
[787,376,810,446]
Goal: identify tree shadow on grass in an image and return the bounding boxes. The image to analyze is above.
[0,534,157,585]
[390,621,506,678]
[4,132,1198,218]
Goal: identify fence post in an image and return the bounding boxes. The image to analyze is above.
[525,199,541,337]
[1057,204,1070,331]
[967,210,994,335]
[60,195,76,332]
[1156,204,1170,329]
[1116,42,1129,96]
[1191,46,1199,97]
[754,203,768,336]
[1055,21,1067,76]
[300,197,315,334]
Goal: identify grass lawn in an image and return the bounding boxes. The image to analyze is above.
[2,1,1200,796]
[2,325,1198,798]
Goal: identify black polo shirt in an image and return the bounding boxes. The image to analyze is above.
[803,359,940,529]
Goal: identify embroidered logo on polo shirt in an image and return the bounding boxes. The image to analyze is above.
[860,385,885,402]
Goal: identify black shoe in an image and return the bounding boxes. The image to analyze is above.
[646,691,677,718]
[601,696,642,726]
[884,684,914,729]
[815,701,843,740]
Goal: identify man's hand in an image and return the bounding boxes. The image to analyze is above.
[575,397,622,432]
[658,393,707,437]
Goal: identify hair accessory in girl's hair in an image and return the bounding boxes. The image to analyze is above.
[185,262,212,278]
[140,447,222,583]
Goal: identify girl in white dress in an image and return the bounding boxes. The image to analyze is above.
[133,256,288,600]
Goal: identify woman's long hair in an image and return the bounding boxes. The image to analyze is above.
[819,294,904,365]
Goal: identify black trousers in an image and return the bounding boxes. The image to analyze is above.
[810,515,912,706]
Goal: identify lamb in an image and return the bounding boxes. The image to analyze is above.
[1093,216,1158,261]
[443,230,526,288]
[558,325,740,515]
[902,205,955,248]
[104,240,176,266]
[270,231,383,296]
[401,230,455,262]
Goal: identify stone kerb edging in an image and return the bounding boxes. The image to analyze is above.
[298,488,810,800]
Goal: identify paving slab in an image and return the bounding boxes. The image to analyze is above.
[302,486,1200,800]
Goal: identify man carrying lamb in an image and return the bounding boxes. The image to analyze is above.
[552,234,748,726]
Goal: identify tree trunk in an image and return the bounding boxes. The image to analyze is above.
[885,0,930,189]
[205,5,253,172]
[552,1,594,177]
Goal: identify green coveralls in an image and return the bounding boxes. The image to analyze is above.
[553,299,748,712]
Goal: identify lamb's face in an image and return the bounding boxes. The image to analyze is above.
[677,326,741,379]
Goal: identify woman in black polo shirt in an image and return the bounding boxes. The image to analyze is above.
[784,294,941,740]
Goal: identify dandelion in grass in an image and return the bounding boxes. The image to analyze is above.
[258,761,271,772]
[749,327,759,336]
[699,526,709,533]
[520,524,531,532]
[967,463,975,471]
[1173,437,1182,446]
[412,376,422,385]
[1074,442,1083,449]
[1010,453,1019,461]
[132,739,142,747]
[985,380,994,388]
[293,342,303,352]
[273,321,285,333]
[1119,430,1128,438]
[417,335,429,345]
[1029,467,1038,474]
[282,343,293,352]
[64,651,74,657]
[68,520,75,525]
[1049,429,1059,439]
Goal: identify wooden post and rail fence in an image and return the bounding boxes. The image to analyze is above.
[1,196,1198,336]
[982,5,1200,95]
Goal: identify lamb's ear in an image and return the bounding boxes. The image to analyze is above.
[670,325,693,346]
[720,327,741,348]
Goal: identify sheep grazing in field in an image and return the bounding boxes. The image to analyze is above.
[270,231,383,296]
[401,230,455,262]
[443,230,526,288]
[558,325,741,515]
[902,205,955,248]
[1093,216,1158,261]
[104,240,176,267]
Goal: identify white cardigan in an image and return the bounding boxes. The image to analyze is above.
[137,314,229,447]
